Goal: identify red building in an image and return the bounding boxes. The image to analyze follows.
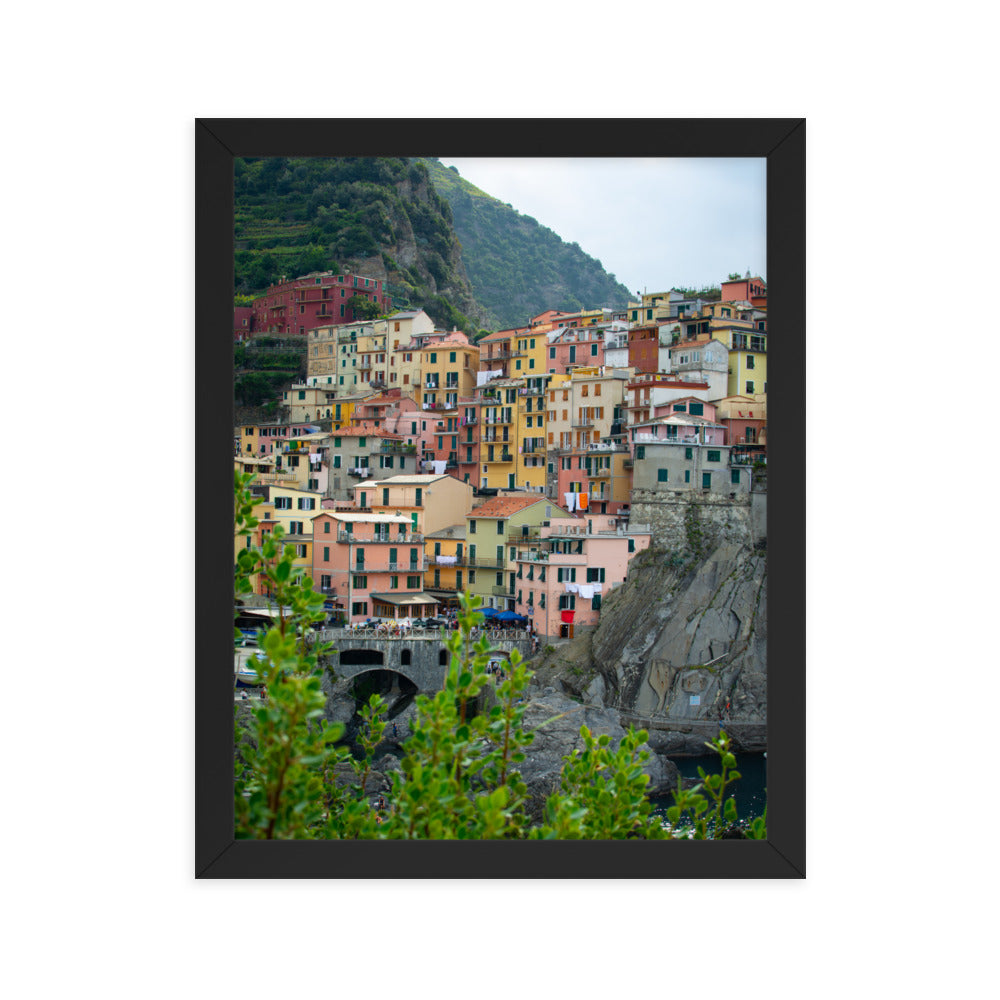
[720,276,767,308]
[234,306,254,340]
[627,324,660,373]
[252,271,391,336]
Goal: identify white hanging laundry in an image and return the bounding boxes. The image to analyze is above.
[578,584,595,599]
[592,582,603,593]
[432,460,447,475]
[436,555,457,565]
[565,582,579,594]
[563,492,577,512]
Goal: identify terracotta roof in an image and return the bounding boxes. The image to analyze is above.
[479,330,513,342]
[468,495,549,519]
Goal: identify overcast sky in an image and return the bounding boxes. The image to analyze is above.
[439,157,766,296]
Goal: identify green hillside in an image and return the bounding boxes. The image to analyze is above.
[233,157,487,333]
[421,158,634,330]
[232,156,636,336]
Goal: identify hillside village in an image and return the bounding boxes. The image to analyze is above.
[235,270,767,643]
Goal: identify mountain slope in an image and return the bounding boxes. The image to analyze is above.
[233,157,489,332]
[421,158,634,329]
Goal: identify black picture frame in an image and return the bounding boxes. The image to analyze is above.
[196,118,805,878]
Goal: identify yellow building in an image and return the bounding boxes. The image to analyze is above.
[352,473,473,536]
[391,343,422,400]
[510,329,547,377]
[424,523,468,611]
[417,332,479,412]
[260,485,320,576]
[465,495,566,611]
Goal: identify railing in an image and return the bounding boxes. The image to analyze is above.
[337,531,423,543]
[380,442,416,454]
[492,585,513,597]
[571,419,594,428]
[508,529,542,543]
[467,556,500,569]
[322,626,530,641]
[730,452,766,466]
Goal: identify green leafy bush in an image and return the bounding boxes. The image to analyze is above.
[233,472,765,840]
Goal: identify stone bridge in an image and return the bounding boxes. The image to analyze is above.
[318,628,534,693]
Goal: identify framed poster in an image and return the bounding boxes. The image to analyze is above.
[196,118,804,877]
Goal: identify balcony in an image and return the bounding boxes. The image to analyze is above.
[338,531,423,544]
[380,441,416,454]
[508,529,542,543]
[467,556,500,569]
[571,418,594,428]
[423,380,439,389]
[623,459,633,468]
[358,361,372,371]
[492,585,514,597]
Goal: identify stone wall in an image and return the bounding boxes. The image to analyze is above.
[629,488,754,556]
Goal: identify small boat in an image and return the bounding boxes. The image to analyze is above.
[235,645,264,687]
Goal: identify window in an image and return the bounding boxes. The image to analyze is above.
[746,355,755,369]
[323,521,330,533]
[657,468,669,482]
[274,496,291,510]
[685,447,693,460]
[496,520,504,535]
[549,347,556,359]
[298,390,306,400]
[636,446,645,460]
[353,575,367,588]
[407,576,421,588]
[707,450,721,462]
[450,351,456,363]
[430,353,437,363]
[685,470,691,483]
[591,343,598,356]
[746,381,755,394]
[390,576,398,589]
[469,520,476,534]
[352,602,368,616]
[731,469,741,485]
[323,547,330,561]
[689,402,703,416]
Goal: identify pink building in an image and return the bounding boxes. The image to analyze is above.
[513,515,651,640]
[311,511,432,623]
[252,271,391,337]
[546,327,606,374]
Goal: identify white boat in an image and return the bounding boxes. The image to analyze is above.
[234,644,264,687]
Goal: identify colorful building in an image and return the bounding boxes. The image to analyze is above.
[512,514,652,640]
[417,331,479,412]
[252,271,391,337]
[352,473,473,537]
[464,495,567,611]
[546,326,606,375]
[423,524,467,611]
[310,510,431,623]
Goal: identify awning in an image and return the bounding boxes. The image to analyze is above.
[369,592,438,606]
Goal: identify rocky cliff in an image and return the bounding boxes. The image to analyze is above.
[530,528,766,754]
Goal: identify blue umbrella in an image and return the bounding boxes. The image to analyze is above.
[480,606,499,618]
[495,610,524,623]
